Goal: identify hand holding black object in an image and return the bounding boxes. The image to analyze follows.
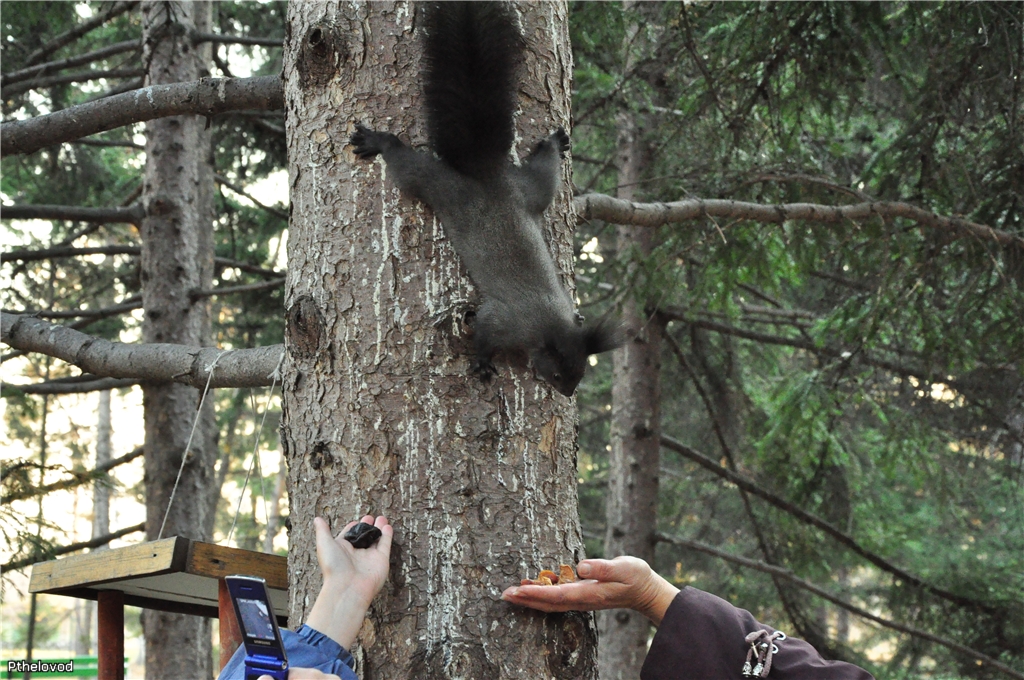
[306,515,392,650]
[343,522,382,549]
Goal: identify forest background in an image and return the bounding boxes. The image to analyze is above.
[1,2,1022,680]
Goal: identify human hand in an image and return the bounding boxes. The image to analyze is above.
[315,515,392,605]
[259,670,340,680]
[305,515,393,649]
[500,556,679,626]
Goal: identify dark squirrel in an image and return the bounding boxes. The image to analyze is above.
[350,1,621,396]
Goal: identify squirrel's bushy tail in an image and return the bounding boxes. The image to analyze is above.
[421,1,524,177]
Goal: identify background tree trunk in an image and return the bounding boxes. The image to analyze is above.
[264,455,286,553]
[74,389,113,656]
[139,2,216,677]
[599,4,661,675]
[281,2,596,678]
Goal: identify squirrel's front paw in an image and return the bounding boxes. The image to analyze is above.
[350,124,385,159]
[472,358,497,383]
[553,128,570,157]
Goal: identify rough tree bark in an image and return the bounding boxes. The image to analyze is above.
[281,2,596,678]
[138,2,217,677]
[599,4,661,676]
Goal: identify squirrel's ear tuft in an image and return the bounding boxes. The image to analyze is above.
[583,317,625,356]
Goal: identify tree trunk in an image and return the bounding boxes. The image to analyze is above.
[599,5,661,675]
[95,391,113,541]
[264,454,286,553]
[281,2,596,678]
[75,388,113,656]
[139,2,216,677]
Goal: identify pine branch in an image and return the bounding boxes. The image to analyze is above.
[1,304,142,364]
[12,296,142,320]
[4,246,285,280]
[190,278,285,300]
[190,31,284,48]
[3,245,139,263]
[2,376,139,396]
[2,522,146,572]
[1,204,143,225]
[2,39,142,87]
[2,447,142,504]
[2,313,282,389]
[215,174,289,221]
[71,138,144,150]
[656,533,1024,680]
[659,434,995,614]
[574,193,1024,255]
[214,258,285,279]
[2,68,145,98]
[21,1,137,68]
[84,77,144,103]
[659,307,958,386]
[1,75,284,157]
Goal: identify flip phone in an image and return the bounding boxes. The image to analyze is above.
[225,575,288,680]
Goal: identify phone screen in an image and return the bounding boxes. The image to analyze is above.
[237,597,276,641]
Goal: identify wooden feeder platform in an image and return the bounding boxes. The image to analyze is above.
[29,536,288,680]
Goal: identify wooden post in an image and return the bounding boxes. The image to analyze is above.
[219,578,243,670]
[97,590,124,680]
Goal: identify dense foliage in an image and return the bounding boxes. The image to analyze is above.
[572,3,1022,678]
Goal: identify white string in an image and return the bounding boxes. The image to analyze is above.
[249,389,270,529]
[157,349,228,540]
[226,355,282,546]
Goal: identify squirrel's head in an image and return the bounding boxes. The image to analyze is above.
[531,317,624,396]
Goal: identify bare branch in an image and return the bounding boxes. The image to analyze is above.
[2,304,141,364]
[215,174,288,220]
[191,31,284,48]
[3,246,285,281]
[12,305,139,320]
[656,533,1024,680]
[215,257,285,279]
[249,117,286,136]
[71,138,145,150]
[659,434,993,613]
[2,313,282,389]
[21,1,137,68]
[2,522,146,573]
[11,296,142,320]
[84,77,144,102]
[2,39,142,87]
[3,376,139,395]
[190,279,284,300]
[2,68,145,98]
[4,246,284,288]
[1,204,143,225]
[573,193,1024,254]
[1,75,284,157]
[3,245,139,263]
[2,447,142,504]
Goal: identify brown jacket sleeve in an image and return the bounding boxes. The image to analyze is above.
[640,587,875,680]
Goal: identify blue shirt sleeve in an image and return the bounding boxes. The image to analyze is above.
[217,625,358,680]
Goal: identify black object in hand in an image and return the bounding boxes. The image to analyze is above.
[343,522,382,549]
